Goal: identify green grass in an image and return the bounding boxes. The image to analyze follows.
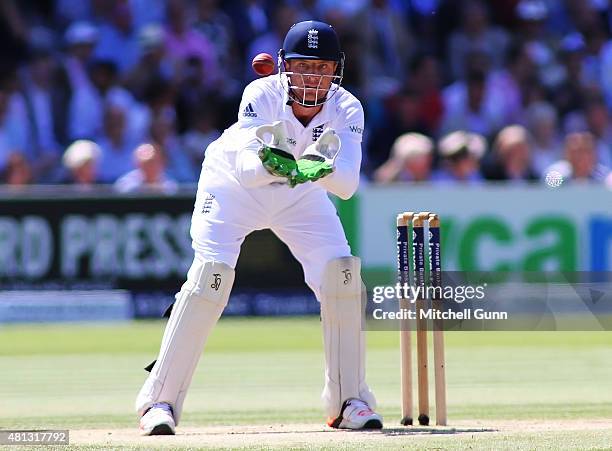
[1,318,611,449]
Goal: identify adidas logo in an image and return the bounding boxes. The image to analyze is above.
[242,103,257,117]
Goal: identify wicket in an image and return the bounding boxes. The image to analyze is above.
[396,211,447,426]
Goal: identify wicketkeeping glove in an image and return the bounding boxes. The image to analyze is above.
[256,122,298,179]
[290,128,341,187]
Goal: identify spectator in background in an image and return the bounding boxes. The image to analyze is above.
[21,46,63,182]
[96,105,136,183]
[0,0,610,189]
[226,0,269,58]
[581,20,608,89]
[0,82,29,176]
[182,105,221,169]
[165,0,219,89]
[54,0,112,27]
[405,53,444,135]
[334,28,363,97]
[175,56,215,134]
[124,24,173,101]
[54,0,93,28]
[525,101,562,177]
[128,0,167,30]
[0,87,13,174]
[246,4,296,81]
[193,0,240,89]
[3,152,32,186]
[2,66,31,149]
[373,132,433,183]
[93,2,140,74]
[515,0,561,88]
[432,130,485,184]
[128,77,178,146]
[545,131,609,183]
[148,110,196,183]
[0,0,29,67]
[367,88,430,172]
[601,33,612,108]
[605,171,612,189]
[488,41,538,126]
[562,0,604,35]
[61,139,100,185]
[584,96,612,168]
[483,124,537,182]
[114,143,178,193]
[69,59,139,142]
[447,0,509,82]
[551,32,587,119]
[404,0,441,55]
[58,21,98,92]
[292,0,327,22]
[51,21,99,146]
[354,0,414,98]
[440,68,505,137]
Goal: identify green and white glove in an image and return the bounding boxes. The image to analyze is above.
[290,128,341,187]
[256,122,298,179]
[258,145,297,179]
[290,156,334,186]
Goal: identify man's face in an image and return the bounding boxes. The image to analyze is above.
[404,154,432,182]
[449,155,478,179]
[286,59,337,104]
[74,160,96,184]
[567,140,595,178]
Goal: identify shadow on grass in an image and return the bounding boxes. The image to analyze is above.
[382,426,497,436]
[177,426,497,437]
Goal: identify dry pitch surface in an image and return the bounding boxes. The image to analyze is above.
[70,420,612,449]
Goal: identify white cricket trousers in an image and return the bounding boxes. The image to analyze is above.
[136,165,360,422]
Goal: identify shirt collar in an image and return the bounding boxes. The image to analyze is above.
[281,89,335,129]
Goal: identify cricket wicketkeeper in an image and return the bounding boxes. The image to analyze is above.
[136,20,382,435]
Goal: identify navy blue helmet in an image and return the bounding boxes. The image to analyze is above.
[278,20,345,107]
[281,20,342,61]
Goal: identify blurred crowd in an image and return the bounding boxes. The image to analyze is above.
[0,0,612,191]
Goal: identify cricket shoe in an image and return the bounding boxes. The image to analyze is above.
[139,402,176,436]
[327,398,383,430]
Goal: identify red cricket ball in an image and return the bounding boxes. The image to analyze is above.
[252,53,276,76]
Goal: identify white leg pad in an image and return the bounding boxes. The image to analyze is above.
[320,256,376,418]
[135,259,234,425]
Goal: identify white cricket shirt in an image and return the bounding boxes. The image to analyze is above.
[203,75,365,199]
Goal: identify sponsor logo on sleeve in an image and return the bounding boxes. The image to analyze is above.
[349,125,363,134]
[202,193,215,214]
[242,103,257,118]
